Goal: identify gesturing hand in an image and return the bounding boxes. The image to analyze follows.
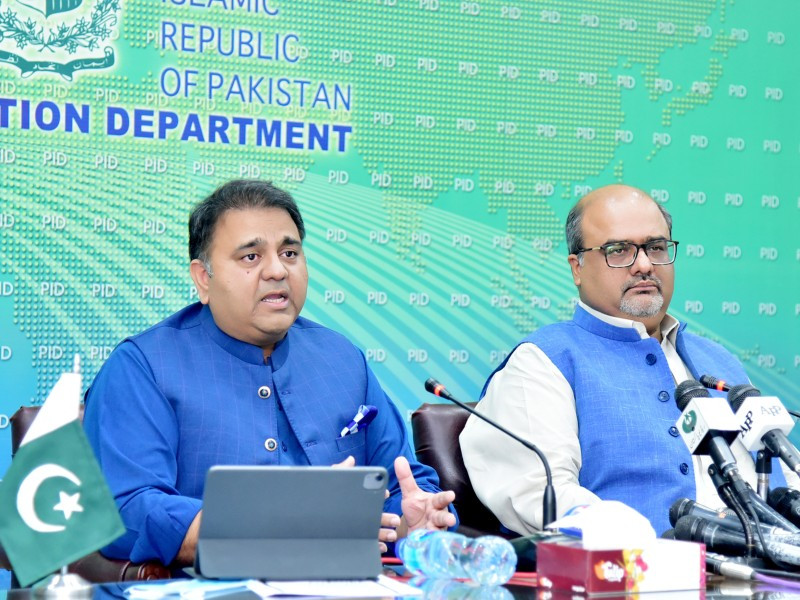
[395,456,456,534]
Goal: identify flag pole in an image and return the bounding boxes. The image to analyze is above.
[31,356,92,598]
[32,564,91,599]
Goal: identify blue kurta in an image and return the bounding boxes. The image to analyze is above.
[84,303,449,564]
[482,305,785,535]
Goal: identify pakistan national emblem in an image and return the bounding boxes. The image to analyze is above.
[0,0,120,80]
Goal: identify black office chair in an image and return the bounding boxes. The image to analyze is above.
[411,402,511,538]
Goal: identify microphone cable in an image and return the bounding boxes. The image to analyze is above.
[709,463,756,556]
[709,463,795,570]
[732,485,796,572]
[707,552,800,584]
[722,477,797,571]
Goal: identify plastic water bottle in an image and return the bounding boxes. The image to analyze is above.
[397,529,517,585]
[410,577,513,600]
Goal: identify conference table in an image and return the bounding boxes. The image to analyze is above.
[0,573,778,600]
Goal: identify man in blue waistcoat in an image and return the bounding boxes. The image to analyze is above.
[460,184,791,536]
[84,180,456,566]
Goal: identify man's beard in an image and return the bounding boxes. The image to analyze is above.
[619,275,664,318]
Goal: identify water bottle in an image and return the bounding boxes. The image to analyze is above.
[396,529,517,585]
[410,577,513,600]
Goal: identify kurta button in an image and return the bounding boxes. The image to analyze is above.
[258,386,271,399]
[669,426,679,437]
[265,438,278,452]
[645,353,657,365]
[658,390,670,402]
[679,463,689,475]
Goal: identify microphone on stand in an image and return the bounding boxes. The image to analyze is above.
[700,376,780,497]
[702,373,800,421]
[726,384,800,475]
[424,377,557,527]
[699,374,732,392]
[674,380,752,508]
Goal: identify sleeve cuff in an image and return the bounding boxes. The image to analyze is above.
[130,496,202,565]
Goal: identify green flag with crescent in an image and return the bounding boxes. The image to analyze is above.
[0,420,124,586]
[0,358,124,587]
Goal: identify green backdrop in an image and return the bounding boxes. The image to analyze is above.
[0,0,798,476]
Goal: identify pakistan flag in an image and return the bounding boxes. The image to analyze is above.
[0,391,124,586]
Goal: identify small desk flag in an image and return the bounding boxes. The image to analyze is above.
[0,356,124,586]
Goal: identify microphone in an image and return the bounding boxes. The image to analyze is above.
[768,488,800,528]
[699,374,732,392]
[674,515,800,566]
[673,515,753,556]
[747,489,800,533]
[424,377,557,527]
[704,553,755,581]
[728,383,760,408]
[674,380,749,503]
[669,498,794,537]
[670,498,740,531]
[726,384,800,475]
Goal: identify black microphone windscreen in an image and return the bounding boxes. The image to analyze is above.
[675,379,711,411]
[661,528,676,540]
[669,498,695,527]
[673,515,705,541]
[768,486,800,511]
[727,384,761,412]
[424,377,456,401]
[424,378,438,394]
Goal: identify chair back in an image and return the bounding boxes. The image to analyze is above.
[411,402,507,538]
[10,405,85,457]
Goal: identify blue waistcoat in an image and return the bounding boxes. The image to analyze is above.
[482,306,784,535]
[85,303,448,563]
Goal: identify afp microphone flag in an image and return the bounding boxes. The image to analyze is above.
[0,358,124,586]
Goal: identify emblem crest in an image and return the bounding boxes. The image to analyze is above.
[681,409,698,433]
[0,0,120,80]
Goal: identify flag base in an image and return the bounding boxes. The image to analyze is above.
[33,571,92,599]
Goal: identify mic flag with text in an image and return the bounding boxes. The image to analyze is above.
[0,362,124,587]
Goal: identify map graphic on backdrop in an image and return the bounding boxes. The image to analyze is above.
[0,0,798,475]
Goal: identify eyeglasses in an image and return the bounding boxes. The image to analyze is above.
[575,239,679,268]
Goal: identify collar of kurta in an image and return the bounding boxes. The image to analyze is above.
[572,303,688,342]
[199,303,293,369]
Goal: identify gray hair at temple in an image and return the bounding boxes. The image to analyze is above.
[189,180,305,275]
[565,190,672,264]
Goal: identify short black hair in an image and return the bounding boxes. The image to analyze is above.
[189,180,305,264]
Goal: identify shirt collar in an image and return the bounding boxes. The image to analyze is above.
[199,303,290,366]
[577,299,679,343]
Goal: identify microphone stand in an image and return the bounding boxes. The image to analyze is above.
[756,449,772,502]
[425,378,557,527]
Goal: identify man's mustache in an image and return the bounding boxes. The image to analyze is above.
[622,275,662,293]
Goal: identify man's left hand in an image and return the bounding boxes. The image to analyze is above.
[395,456,456,535]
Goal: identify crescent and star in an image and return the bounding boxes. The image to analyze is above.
[16,463,84,533]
